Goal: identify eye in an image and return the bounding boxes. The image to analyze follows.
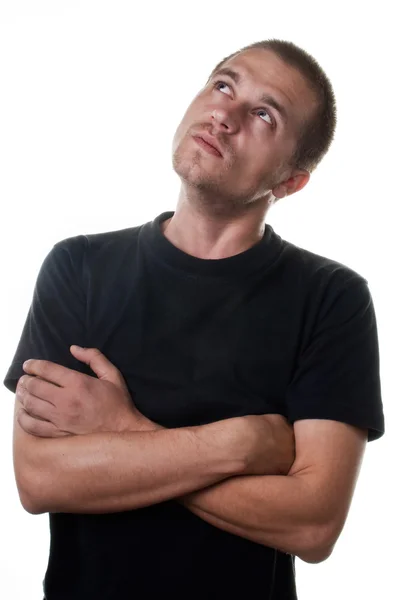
[213,80,275,127]
[257,109,273,126]
[213,80,231,95]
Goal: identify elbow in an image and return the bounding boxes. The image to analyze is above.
[17,484,48,515]
[297,522,338,564]
[298,544,334,564]
[19,492,47,515]
[15,470,51,515]
[13,421,58,514]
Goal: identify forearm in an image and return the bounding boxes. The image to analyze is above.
[180,474,334,563]
[17,422,245,514]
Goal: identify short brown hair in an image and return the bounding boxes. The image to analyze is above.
[207,39,337,173]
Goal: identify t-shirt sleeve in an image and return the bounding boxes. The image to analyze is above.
[286,277,385,442]
[3,235,91,394]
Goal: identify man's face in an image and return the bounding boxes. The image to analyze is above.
[172,48,318,208]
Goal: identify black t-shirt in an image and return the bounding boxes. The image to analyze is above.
[3,210,385,599]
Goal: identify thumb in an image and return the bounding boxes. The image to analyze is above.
[70,345,125,386]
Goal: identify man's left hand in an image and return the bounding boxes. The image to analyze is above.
[17,346,155,437]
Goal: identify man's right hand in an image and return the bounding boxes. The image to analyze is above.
[230,414,296,477]
[18,346,157,438]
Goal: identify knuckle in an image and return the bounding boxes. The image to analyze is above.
[23,394,34,412]
[39,361,50,378]
[18,409,32,433]
[28,376,38,395]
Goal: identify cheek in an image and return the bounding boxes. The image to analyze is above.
[231,151,277,193]
[237,150,266,179]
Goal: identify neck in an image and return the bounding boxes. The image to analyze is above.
[161,196,271,260]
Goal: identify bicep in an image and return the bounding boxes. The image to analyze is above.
[288,418,367,542]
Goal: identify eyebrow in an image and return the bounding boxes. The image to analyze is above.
[211,67,289,124]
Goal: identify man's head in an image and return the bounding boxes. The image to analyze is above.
[171,39,337,214]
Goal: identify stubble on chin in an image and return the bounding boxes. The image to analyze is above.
[171,140,262,218]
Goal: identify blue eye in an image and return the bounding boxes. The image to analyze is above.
[257,109,273,125]
[214,80,231,94]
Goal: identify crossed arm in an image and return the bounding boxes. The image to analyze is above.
[180,419,367,562]
[13,352,367,564]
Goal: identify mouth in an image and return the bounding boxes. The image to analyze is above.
[192,135,223,158]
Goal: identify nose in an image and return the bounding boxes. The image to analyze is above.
[211,108,238,134]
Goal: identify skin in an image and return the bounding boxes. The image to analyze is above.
[13,49,368,566]
[166,47,318,259]
[16,347,366,563]
[14,349,295,511]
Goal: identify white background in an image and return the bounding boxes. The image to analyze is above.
[0,1,392,598]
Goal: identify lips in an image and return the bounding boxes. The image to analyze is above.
[193,133,223,157]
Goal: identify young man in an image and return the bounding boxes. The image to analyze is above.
[4,39,384,599]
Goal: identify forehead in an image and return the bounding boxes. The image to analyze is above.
[217,48,318,126]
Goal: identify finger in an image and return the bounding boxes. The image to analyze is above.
[69,346,125,386]
[17,388,56,423]
[23,359,75,388]
[19,375,59,406]
[17,407,69,438]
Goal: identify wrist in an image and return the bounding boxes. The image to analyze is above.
[138,416,165,432]
[119,411,164,433]
[195,419,247,476]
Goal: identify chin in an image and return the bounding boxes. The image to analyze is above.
[172,153,208,185]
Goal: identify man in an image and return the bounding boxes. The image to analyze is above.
[4,39,384,599]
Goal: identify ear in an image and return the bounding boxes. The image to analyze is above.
[272,169,310,200]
